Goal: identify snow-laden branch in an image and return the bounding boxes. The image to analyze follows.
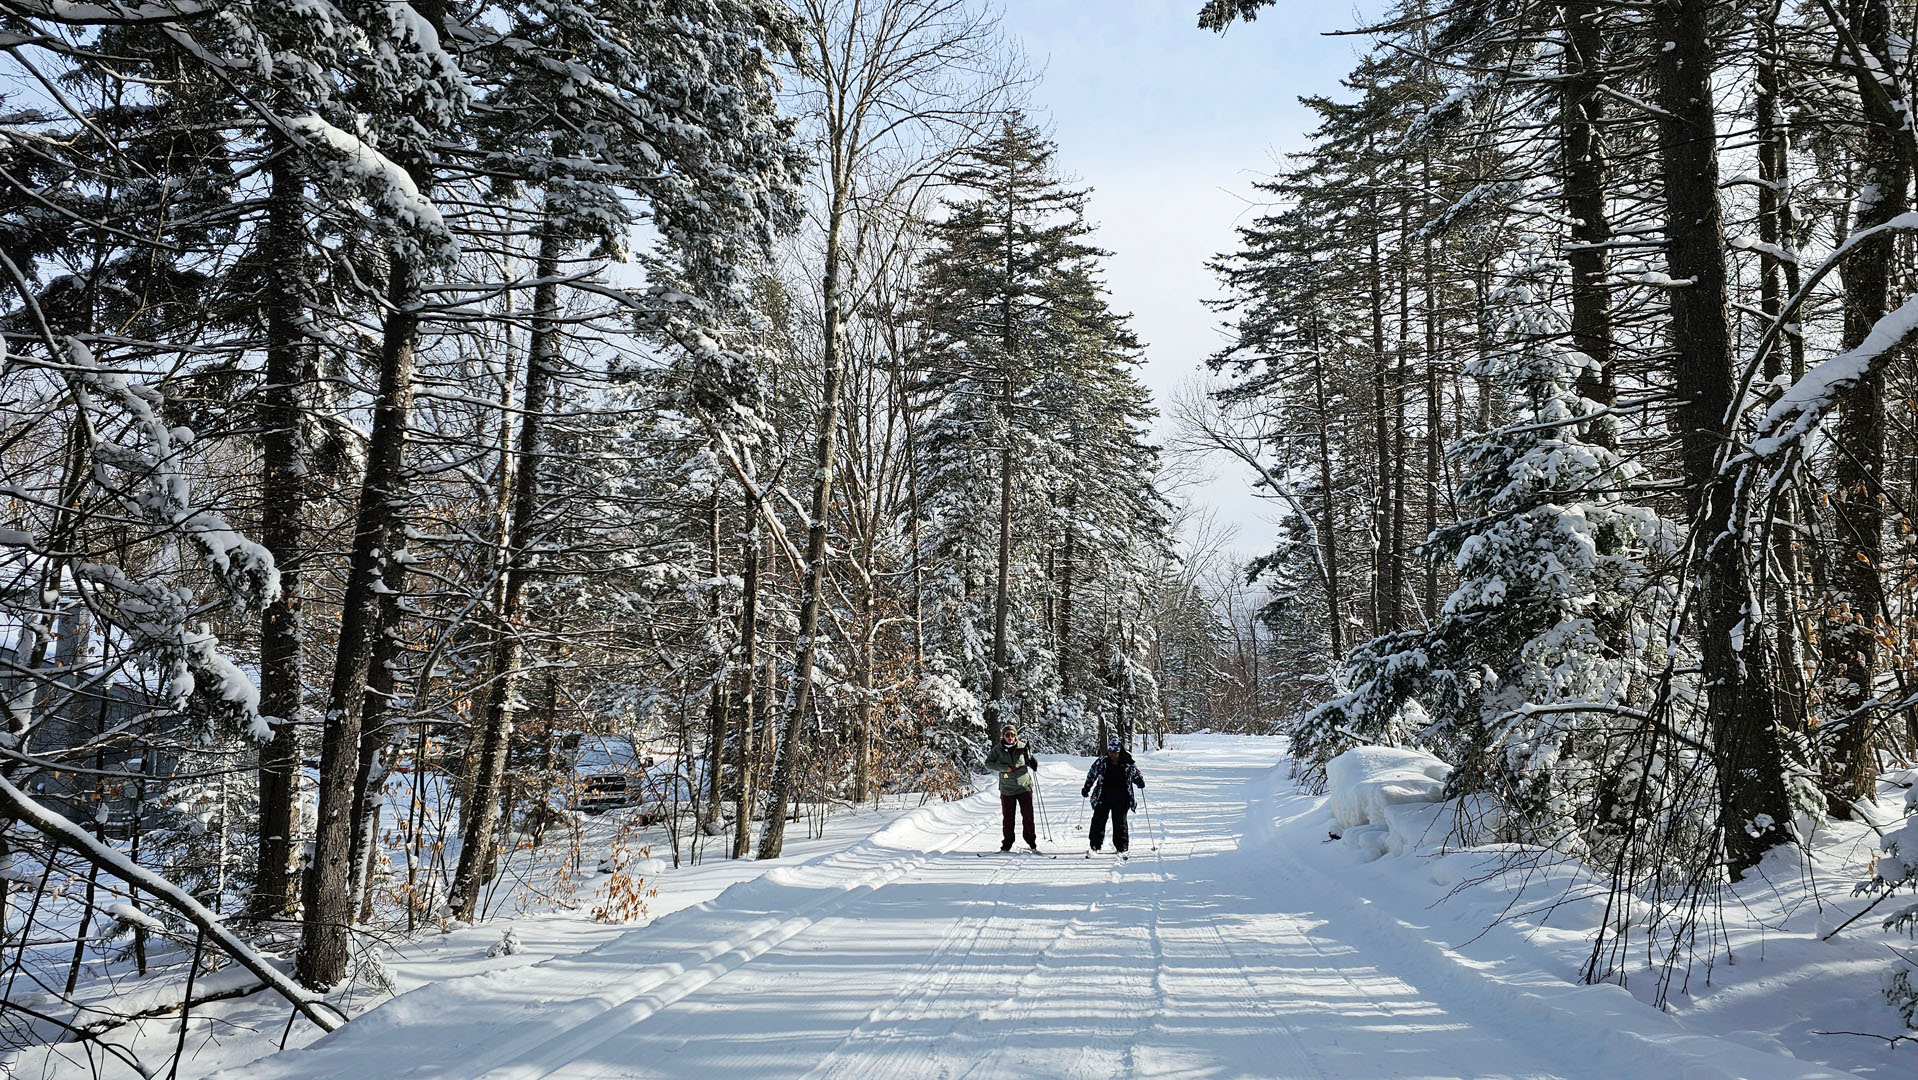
[1728,211,1918,439]
[8,0,211,24]
[1749,294,1918,462]
[0,771,345,1033]
[699,421,805,573]
[287,114,449,251]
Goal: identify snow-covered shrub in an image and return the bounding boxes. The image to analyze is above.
[487,926,525,958]
[1863,779,1918,1030]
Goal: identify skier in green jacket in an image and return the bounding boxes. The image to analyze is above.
[985,725,1041,853]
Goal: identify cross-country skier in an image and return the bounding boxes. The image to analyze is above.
[1081,737,1145,856]
[985,725,1042,853]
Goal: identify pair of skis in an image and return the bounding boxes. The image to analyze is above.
[970,849,1130,861]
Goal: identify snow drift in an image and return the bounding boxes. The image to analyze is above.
[1324,744,1454,860]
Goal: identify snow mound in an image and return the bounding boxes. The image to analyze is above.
[486,927,524,958]
[1325,745,1453,860]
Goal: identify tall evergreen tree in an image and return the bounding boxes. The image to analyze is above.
[912,113,1165,752]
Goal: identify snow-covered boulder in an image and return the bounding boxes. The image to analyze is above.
[1325,746,1453,861]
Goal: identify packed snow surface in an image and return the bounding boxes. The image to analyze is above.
[23,737,1901,1078]
[160,737,1891,1079]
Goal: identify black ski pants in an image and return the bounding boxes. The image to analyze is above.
[1090,803,1130,853]
[1001,790,1036,849]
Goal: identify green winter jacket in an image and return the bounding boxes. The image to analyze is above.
[985,739,1039,796]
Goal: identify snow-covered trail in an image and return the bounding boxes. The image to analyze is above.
[224,738,1821,1080]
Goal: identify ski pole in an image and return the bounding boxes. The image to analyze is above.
[1033,774,1053,843]
[1139,791,1159,852]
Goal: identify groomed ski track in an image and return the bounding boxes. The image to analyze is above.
[228,737,1837,1080]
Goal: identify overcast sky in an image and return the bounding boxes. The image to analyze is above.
[994,1,1379,558]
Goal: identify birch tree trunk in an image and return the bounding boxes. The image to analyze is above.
[733,522,761,858]
[449,220,564,918]
[703,489,732,833]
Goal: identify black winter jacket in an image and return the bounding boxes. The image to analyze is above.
[1081,752,1144,809]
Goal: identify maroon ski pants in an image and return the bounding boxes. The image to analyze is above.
[1000,790,1036,849]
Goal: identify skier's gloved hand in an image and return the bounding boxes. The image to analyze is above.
[1135,776,1145,788]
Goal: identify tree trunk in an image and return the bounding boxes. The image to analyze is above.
[448,220,564,918]
[732,524,761,859]
[988,160,1019,743]
[853,577,875,804]
[1058,503,1076,682]
[1561,0,1615,434]
[450,295,522,855]
[1755,4,1807,732]
[988,382,1015,741]
[1368,194,1393,633]
[1422,227,1441,623]
[1653,0,1794,877]
[1310,336,1345,660]
[703,489,732,833]
[350,569,415,920]
[297,0,454,984]
[299,249,423,988]
[759,166,849,859]
[253,135,307,923]
[1823,0,1910,817]
[1390,258,1409,635]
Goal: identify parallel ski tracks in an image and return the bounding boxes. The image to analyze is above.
[786,850,1045,1080]
[469,812,1001,1080]
[947,853,1159,1080]
[794,790,1150,1080]
[237,746,1743,1080]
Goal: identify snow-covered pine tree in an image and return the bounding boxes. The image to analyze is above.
[911,112,1167,756]
[294,0,474,987]
[1300,260,1667,850]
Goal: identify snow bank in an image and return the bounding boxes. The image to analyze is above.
[1247,751,1880,1079]
[1325,745,1453,860]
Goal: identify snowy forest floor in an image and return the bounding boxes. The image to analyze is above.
[9,735,1910,1079]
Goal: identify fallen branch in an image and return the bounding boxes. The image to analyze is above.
[1811,1029,1916,1048]
[2,997,150,1074]
[0,771,345,1033]
[68,972,271,1039]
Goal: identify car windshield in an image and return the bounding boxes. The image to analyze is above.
[572,735,640,773]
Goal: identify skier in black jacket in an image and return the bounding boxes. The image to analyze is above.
[1081,736,1145,855]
